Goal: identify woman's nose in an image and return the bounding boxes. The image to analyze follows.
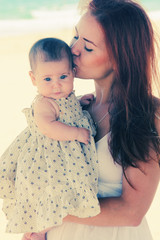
[70,38,81,56]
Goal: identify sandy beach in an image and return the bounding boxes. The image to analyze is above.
[0,11,160,240]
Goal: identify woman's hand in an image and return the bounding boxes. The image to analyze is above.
[21,227,53,240]
[79,94,94,107]
[22,232,46,240]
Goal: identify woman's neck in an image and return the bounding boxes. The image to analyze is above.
[94,71,114,105]
[90,72,115,141]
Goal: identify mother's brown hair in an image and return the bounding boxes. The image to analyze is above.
[88,0,160,174]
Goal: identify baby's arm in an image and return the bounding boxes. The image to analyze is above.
[33,97,90,144]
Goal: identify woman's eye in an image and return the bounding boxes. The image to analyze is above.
[74,36,79,40]
[70,36,79,47]
[44,77,51,81]
[60,75,67,80]
[85,46,93,52]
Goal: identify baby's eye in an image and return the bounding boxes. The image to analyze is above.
[44,77,51,81]
[60,75,67,80]
[85,46,93,52]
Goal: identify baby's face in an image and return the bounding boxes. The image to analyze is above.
[31,58,74,99]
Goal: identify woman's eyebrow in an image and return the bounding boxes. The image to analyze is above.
[75,26,97,47]
[83,38,97,47]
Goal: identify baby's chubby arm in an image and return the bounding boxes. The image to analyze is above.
[33,97,90,144]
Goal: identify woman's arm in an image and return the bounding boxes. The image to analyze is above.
[26,164,159,240]
[33,97,90,144]
[64,157,160,226]
[63,107,160,227]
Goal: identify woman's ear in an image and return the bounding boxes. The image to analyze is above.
[29,71,36,86]
[73,67,76,77]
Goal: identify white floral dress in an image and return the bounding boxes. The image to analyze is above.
[0,92,100,233]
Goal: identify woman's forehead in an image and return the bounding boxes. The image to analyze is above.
[76,11,106,46]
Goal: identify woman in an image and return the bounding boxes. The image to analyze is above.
[23,0,160,239]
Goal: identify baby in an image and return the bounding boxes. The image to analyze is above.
[0,38,100,234]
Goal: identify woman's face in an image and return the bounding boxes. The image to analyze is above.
[71,11,113,80]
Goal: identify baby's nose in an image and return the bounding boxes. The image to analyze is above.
[52,80,61,88]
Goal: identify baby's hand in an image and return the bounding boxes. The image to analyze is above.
[76,128,90,144]
[79,94,94,107]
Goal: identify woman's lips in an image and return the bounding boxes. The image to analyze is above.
[73,62,77,68]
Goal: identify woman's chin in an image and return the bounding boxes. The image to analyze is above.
[75,71,88,79]
[75,71,82,78]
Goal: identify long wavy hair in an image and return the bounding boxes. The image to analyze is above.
[88,0,160,174]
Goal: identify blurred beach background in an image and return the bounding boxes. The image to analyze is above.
[0,0,160,239]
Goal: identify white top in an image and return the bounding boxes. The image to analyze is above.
[96,134,122,198]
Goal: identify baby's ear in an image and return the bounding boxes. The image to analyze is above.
[29,71,36,86]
